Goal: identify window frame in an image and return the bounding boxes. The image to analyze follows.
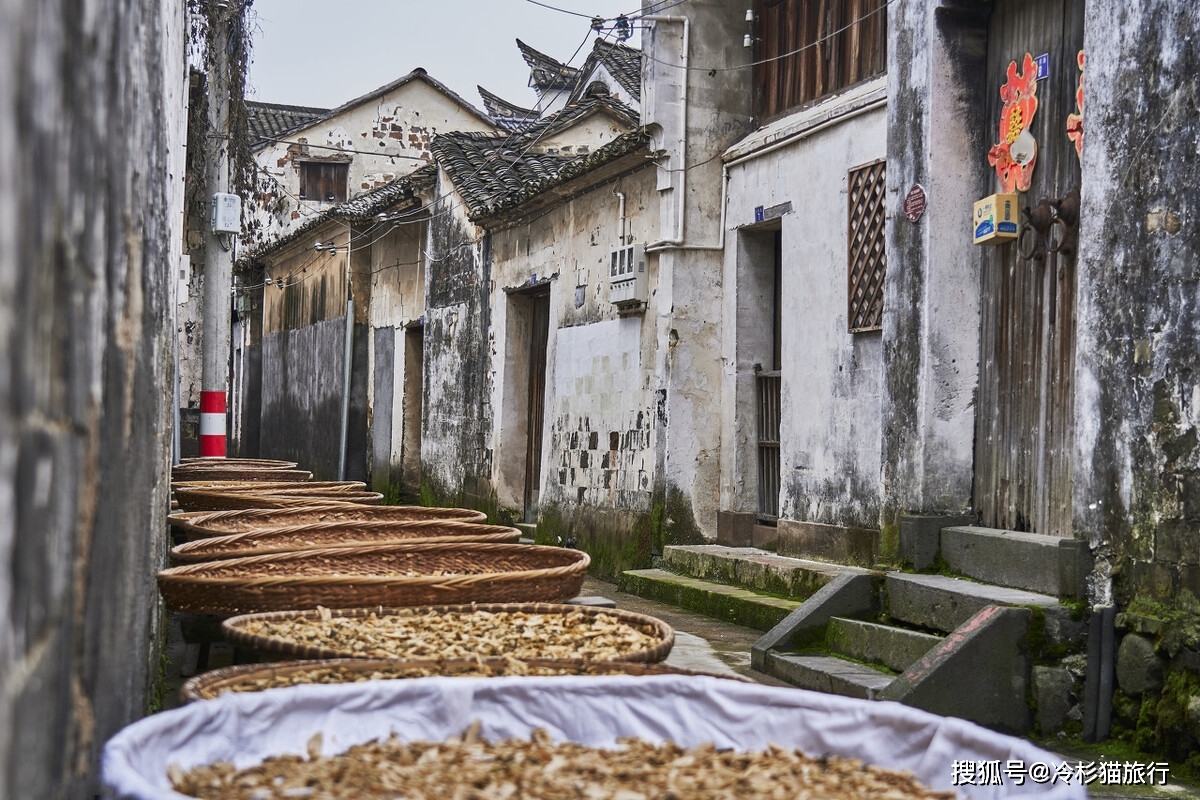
[297,160,350,203]
[752,0,888,122]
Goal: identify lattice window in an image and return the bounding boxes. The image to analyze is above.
[848,159,886,332]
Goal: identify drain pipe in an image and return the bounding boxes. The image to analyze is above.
[614,187,626,243]
[1083,603,1116,741]
[337,230,353,481]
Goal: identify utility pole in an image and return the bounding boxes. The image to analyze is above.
[200,0,237,457]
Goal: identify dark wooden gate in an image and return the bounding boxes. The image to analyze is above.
[524,290,550,519]
[973,0,1084,536]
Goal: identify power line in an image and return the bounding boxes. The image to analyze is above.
[638,0,895,73]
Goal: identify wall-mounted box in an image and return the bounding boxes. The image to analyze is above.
[973,193,1018,245]
[609,243,646,308]
[211,193,242,234]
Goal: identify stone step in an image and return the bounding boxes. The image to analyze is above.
[825,616,943,673]
[939,525,1090,598]
[618,569,803,631]
[514,523,537,545]
[886,572,1061,634]
[761,652,894,700]
[662,545,869,599]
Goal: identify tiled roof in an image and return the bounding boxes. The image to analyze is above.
[514,95,639,142]
[240,167,432,264]
[247,101,330,148]
[477,86,541,133]
[570,39,641,103]
[248,69,494,152]
[431,99,649,222]
[517,38,580,90]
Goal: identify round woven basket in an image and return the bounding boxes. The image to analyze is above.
[169,504,488,541]
[221,602,672,663]
[171,467,314,483]
[179,458,299,468]
[157,543,591,616]
[181,655,719,702]
[174,486,383,512]
[170,521,522,563]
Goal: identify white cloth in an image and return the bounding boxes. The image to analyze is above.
[102,674,1087,799]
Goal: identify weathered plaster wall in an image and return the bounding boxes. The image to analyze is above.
[421,178,491,503]
[486,166,659,548]
[250,77,493,245]
[0,1,184,796]
[642,0,754,541]
[259,316,368,480]
[722,89,887,530]
[1075,0,1200,608]
[882,0,990,527]
[366,222,426,492]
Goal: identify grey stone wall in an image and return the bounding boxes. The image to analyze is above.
[260,317,369,481]
[0,0,185,797]
[1074,0,1200,608]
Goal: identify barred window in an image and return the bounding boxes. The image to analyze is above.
[848,159,885,332]
[752,0,887,121]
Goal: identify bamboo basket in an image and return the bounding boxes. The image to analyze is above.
[171,479,357,494]
[170,521,522,563]
[171,467,314,483]
[178,458,299,468]
[157,543,591,616]
[174,493,377,513]
[169,504,487,540]
[174,486,382,512]
[181,656,719,702]
[221,602,672,663]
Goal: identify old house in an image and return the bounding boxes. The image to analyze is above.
[237,70,495,478]
[614,0,1198,747]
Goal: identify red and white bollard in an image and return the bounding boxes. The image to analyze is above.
[199,390,227,457]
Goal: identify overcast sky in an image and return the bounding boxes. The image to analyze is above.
[246,0,643,111]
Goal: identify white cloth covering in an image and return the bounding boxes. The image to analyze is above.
[102,674,1087,799]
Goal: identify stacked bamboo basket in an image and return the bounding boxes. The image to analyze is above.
[160,457,680,703]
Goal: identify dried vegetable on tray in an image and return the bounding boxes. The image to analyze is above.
[168,725,956,800]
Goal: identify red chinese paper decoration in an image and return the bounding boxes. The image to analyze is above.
[1066,50,1084,162]
[987,53,1040,192]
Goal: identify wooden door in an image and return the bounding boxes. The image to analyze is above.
[523,290,550,518]
[973,0,1084,536]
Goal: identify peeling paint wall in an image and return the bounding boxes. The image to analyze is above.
[642,0,755,541]
[722,85,887,531]
[882,0,989,524]
[487,166,659,533]
[249,77,493,246]
[0,0,185,796]
[1074,0,1200,607]
[421,176,491,502]
[366,221,427,492]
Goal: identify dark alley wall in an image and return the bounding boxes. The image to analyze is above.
[0,1,184,797]
[1075,0,1200,608]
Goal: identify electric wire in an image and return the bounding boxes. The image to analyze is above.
[256,24,614,258]
[637,0,895,73]
[247,22,639,274]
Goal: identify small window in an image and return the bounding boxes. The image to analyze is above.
[298,161,348,203]
[848,159,886,333]
[753,0,887,120]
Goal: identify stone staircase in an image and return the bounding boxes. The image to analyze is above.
[619,522,1092,735]
[618,545,872,631]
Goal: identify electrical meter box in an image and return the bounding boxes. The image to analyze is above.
[973,193,1019,245]
[211,193,242,234]
[608,243,647,308]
